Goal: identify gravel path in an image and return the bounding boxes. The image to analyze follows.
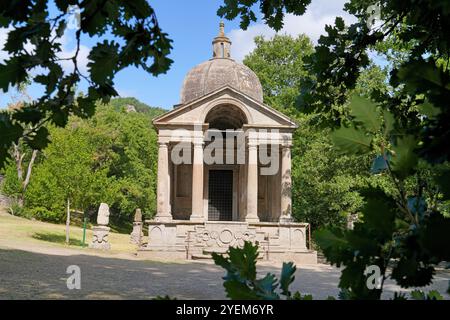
[0,247,448,300]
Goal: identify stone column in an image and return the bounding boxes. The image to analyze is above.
[155,141,171,222]
[190,140,204,222]
[246,140,259,223]
[280,143,293,223]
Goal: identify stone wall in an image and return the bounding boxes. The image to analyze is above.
[139,220,317,264]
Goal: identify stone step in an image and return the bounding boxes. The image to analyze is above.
[191,253,214,260]
[192,248,266,260]
[203,248,228,254]
[316,251,328,264]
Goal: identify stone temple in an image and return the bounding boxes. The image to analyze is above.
[138,23,317,264]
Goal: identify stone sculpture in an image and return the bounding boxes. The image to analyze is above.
[130,208,143,245]
[90,203,111,250]
[96,202,110,226]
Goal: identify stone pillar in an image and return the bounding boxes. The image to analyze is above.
[155,141,171,222]
[280,143,293,223]
[191,141,204,222]
[130,208,143,245]
[246,140,259,222]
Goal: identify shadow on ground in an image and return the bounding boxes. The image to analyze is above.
[32,232,84,247]
[0,248,342,299]
[0,248,448,299]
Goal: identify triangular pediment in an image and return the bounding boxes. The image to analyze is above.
[153,86,298,129]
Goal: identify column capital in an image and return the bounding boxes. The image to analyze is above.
[248,139,258,149]
[281,141,293,149]
[193,140,204,147]
[158,141,169,148]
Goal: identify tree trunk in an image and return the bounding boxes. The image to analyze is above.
[65,198,70,245]
[12,143,24,181]
[23,149,37,192]
[18,149,38,207]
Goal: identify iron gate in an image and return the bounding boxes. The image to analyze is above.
[208,170,233,221]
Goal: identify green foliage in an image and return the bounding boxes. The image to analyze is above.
[243,34,314,111]
[7,199,27,217]
[1,160,22,198]
[348,95,381,133]
[218,0,311,31]
[108,97,166,118]
[410,290,443,300]
[223,0,450,299]
[244,36,388,230]
[390,136,418,178]
[291,124,372,228]
[316,95,450,297]
[212,241,306,300]
[29,207,60,223]
[0,0,173,168]
[25,124,112,222]
[331,127,372,155]
[19,99,159,226]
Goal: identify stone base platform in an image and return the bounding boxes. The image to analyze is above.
[137,220,317,265]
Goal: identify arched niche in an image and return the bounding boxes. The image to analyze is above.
[204,103,248,130]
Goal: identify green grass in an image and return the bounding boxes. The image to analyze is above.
[0,208,137,254]
[32,232,84,246]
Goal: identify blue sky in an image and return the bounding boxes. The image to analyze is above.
[0,0,360,110]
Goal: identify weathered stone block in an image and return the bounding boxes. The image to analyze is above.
[90,226,111,250]
[97,203,110,226]
[130,222,143,245]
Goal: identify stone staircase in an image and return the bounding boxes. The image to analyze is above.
[191,247,266,260]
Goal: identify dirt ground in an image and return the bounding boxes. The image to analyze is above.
[0,210,449,300]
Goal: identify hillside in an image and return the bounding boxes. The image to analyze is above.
[109,97,167,119]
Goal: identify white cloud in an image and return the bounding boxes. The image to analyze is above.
[56,34,90,75]
[0,26,90,75]
[0,27,12,63]
[227,0,357,61]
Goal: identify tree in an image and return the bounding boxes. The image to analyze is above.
[0,0,172,168]
[21,98,160,230]
[1,85,39,206]
[219,0,450,298]
[25,124,115,223]
[85,102,160,222]
[243,34,391,230]
[108,97,166,118]
[243,34,314,111]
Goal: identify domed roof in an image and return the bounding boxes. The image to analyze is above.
[180,22,263,104]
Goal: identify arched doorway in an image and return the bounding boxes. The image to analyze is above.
[204,104,247,221]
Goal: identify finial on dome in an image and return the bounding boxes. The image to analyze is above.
[219,21,225,37]
[212,21,232,59]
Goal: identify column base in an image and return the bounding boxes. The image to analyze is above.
[190,215,205,223]
[279,215,293,223]
[154,215,172,223]
[245,216,260,223]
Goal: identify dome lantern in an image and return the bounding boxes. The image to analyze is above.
[180,22,264,104]
[212,21,232,59]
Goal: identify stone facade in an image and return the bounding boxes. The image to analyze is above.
[138,23,317,264]
[139,221,316,264]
